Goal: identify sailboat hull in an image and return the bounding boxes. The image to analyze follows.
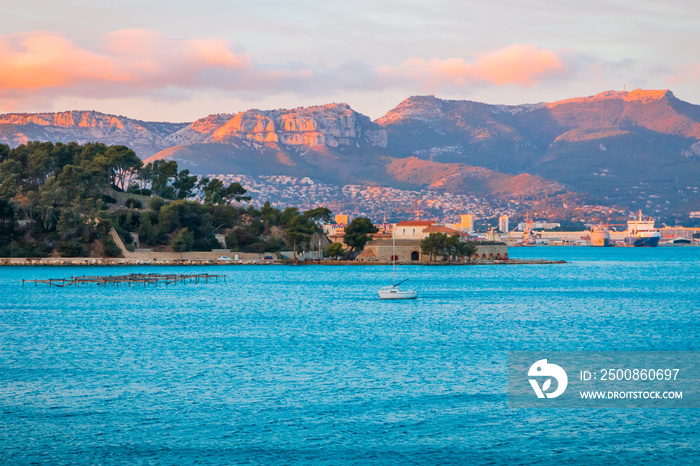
[378,287,417,299]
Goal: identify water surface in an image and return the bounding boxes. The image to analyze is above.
[1,247,698,464]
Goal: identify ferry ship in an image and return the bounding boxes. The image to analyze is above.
[624,211,660,247]
[521,221,536,246]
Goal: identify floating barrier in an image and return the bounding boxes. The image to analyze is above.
[23,273,226,287]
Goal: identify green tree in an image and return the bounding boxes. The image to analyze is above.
[444,234,462,261]
[342,217,378,254]
[0,198,14,222]
[324,242,345,260]
[421,232,469,261]
[149,197,165,212]
[136,163,154,194]
[104,145,142,190]
[144,160,178,197]
[225,229,239,251]
[0,143,9,162]
[172,169,198,199]
[303,207,332,224]
[0,159,22,198]
[278,207,331,258]
[284,215,315,257]
[260,201,280,225]
[171,227,195,259]
[26,145,52,187]
[101,236,122,257]
[211,204,240,229]
[465,241,478,261]
[420,233,442,262]
[200,178,251,204]
[280,207,300,226]
[59,241,85,257]
[220,181,250,203]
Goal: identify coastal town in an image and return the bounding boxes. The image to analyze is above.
[213,174,700,248]
[213,174,637,225]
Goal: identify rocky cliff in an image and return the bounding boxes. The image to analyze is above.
[0,111,187,158]
[172,103,387,148]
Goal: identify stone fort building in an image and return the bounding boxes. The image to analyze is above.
[356,221,508,262]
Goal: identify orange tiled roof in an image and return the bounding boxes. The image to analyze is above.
[422,225,461,235]
[396,220,435,226]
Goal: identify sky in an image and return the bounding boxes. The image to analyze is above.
[2,0,699,122]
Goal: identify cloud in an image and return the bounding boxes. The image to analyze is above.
[377,44,571,90]
[0,33,122,90]
[666,63,700,86]
[0,30,261,96]
[0,31,581,111]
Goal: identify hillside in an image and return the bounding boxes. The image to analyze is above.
[144,104,400,188]
[2,90,699,214]
[144,104,564,201]
[379,90,700,213]
[0,111,187,157]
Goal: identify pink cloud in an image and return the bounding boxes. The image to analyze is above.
[0,33,124,90]
[379,44,570,90]
[0,30,261,100]
[0,32,578,111]
[667,63,700,86]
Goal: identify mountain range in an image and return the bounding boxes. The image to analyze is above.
[2,89,699,216]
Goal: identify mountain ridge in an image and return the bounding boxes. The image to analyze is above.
[2,89,699,214]
[0,110,188,157]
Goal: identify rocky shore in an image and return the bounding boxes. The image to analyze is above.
[0,258,566,266]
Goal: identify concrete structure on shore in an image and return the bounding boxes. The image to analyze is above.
[358,219,507,261]
[356,239,422,262]
[356,239,508,262]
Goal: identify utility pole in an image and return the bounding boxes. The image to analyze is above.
[10,233,13,260]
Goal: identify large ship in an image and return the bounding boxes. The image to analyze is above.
[624,211,660,247]
[521,220,536,246]
[590,224,611,247]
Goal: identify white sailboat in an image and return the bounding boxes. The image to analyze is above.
[378,229,417,299]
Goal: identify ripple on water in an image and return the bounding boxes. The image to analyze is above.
[0,248,699,464]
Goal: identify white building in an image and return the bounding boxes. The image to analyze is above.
[498,215,509,233]
[516,221,561,231]
[393,221,463,240]
[450,214,475,233]
[393,221,437,240]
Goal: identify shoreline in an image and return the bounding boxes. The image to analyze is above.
[0,258,566,266]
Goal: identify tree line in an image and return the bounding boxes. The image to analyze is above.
[0,141,380,259]
[420,232,478,262]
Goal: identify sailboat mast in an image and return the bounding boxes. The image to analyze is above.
[392,227,396,286]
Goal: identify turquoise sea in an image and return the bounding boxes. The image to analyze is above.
[1,247,699,464]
